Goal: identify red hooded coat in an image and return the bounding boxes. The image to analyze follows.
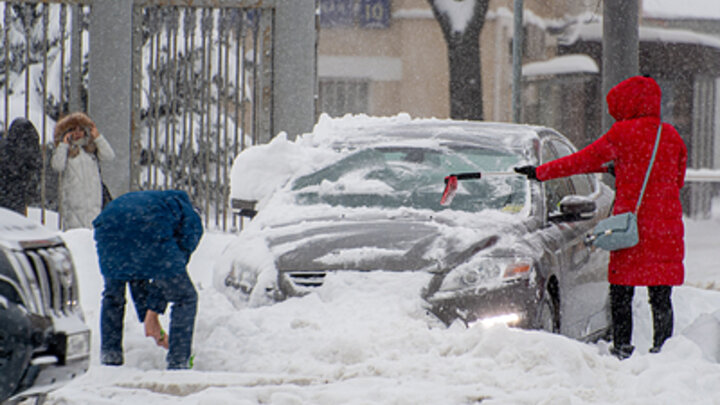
[536,76,687,286]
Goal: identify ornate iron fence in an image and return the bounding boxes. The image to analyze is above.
[0,0,275,230]
[0,1,91,227]
[130,2,274,230]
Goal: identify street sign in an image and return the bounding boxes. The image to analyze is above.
[319,0,390,29]
[359,0,390,28]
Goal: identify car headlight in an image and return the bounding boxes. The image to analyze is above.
[225,261,258,294]
[438,257,534,293]
[472,313,522,328]
[48,248,81,312]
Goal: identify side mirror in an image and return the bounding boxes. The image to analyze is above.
[231,198,258,219]
[548,195,596,222]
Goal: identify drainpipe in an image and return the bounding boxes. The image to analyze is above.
[601,0,639,132]
[511,0,524,123]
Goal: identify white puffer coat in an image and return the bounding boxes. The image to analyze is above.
[51,135,115,229]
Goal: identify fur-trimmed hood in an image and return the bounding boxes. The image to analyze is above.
[53,112,95,145]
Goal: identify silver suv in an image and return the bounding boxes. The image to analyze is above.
[0,208,90,404]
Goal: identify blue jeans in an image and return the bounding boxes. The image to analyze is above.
[100,272,197,369]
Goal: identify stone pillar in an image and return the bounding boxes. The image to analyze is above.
[274,0,317,140]
[88,0,133,196]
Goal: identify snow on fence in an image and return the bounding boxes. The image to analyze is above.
[685,169,720,183]
[684,169,720,219]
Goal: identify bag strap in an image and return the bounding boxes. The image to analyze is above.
[635,124,663,214]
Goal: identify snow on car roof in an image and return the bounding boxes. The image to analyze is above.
[231,114,544,202]
[310,113,542,149]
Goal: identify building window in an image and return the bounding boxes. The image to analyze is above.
[318,79,369,118]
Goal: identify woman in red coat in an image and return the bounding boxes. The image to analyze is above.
[515,75,687,359]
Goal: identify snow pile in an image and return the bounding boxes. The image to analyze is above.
[27,111,720,404]
[682,310,720,362]
[33,201,720,404]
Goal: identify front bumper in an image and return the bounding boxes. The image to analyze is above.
[424,280,540,328]
[6,313,90,403]
[9,352,90,402]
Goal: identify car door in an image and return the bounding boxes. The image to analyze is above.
[540,136,610,340]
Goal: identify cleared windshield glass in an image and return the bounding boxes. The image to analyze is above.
[291,145,526,213]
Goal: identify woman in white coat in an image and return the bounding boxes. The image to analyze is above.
[51,112,115,229]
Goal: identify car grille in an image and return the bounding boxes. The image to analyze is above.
[286,271,327,289]
[5,246,79,316]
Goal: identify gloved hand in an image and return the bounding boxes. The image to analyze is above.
[605,162,616,177]
[514,165,538,181]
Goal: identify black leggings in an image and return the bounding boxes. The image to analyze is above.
[610,284,673,348]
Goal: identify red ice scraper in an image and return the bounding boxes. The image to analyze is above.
[440,172,481,206]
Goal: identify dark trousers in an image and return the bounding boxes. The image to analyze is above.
[100,272,197,368]
[100,279,152,364]
[610,284,673,349]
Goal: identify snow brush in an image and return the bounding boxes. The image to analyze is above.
[440,171,516,206]
[441,172,479,205]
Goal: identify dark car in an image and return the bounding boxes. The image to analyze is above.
[217,116,614,341]
[0,208,90,404]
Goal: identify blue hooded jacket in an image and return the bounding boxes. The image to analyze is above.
[92,190,203,280]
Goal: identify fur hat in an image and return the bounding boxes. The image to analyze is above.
[53,112,97,157]
[53,112,95,145]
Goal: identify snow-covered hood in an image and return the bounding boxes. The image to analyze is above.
[0,208,62,249]
[264,210,524,274]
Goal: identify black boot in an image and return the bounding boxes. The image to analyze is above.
[610,284,635,359]
[610,343,635,360]
[648,286,673,353]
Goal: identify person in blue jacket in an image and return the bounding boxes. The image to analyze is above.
[93,190,203,369]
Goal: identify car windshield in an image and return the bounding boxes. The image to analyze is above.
[291,145,527,214]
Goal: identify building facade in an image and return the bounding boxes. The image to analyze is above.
[316,0,589,122]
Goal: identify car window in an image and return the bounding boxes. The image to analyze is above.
[540,141,573,212]
[549,139,595,196]
[569,171,594,196]
[292,145,527,214]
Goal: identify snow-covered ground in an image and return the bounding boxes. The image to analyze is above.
[25,200,718,405]
[21,112,720,404]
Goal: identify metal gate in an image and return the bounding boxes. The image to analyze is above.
[130,1,275,230]
[0,0,276,230]
[0,0,91,227]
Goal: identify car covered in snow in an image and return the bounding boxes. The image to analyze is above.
[0,208,90,404]
[216,115,614,341]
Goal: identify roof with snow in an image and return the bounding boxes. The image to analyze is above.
[522,54,598,77]
[561,22,720,50]
[643,0,720,21]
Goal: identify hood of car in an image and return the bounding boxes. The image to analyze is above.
[266,212,519,274]
[0,208,62,250]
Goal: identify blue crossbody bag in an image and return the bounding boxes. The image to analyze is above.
[590,124,662,251]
